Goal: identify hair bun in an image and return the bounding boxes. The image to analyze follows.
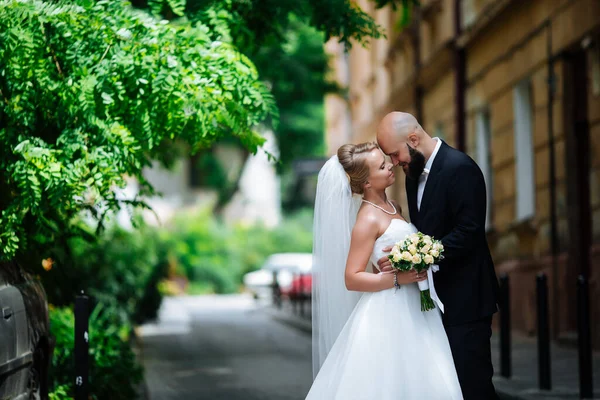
[337,142,380,195]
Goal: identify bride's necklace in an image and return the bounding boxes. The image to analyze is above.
[362,199,397,215]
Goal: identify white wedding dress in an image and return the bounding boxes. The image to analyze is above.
[306,219,463,400]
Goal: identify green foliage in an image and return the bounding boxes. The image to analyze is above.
[164,208,314,293]
[189,148,230,197]
[147,0,415,178]
[191,3,338,174]
[41,220,169,325]
[49,305,143,400]
[255,19,328,173]
[43,209,313,397]
[0,0,277,261]
[48,385,71,400]
[148,0,186,17]
[183,0,411,50]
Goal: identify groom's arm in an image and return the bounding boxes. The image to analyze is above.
[440,162,487,262]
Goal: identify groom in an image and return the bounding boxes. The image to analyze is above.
[376,112,500,400]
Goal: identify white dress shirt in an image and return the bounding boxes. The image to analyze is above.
[417,138,442,210]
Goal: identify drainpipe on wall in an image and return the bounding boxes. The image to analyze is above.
[343,44,353,144]
[454,0,466,152]
[412,6,423,123]
[545,19,559,340]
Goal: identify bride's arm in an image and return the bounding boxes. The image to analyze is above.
[345,216,426,292]
[344,218,396,292]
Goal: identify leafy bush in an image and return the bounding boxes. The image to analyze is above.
[163,208,314,294]
[49,305,143,400]
[230,207,314,276]
[48,384,71,400]
[41,220,169,325]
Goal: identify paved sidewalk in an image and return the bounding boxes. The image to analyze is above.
[266,305,600,400]
[490,333,600,400]
[137,295,312,400]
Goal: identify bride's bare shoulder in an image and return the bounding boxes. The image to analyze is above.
[353,206,381,236]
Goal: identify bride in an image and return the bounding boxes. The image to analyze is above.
[307,142,463,399]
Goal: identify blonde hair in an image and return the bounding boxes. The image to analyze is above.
[337,142,380,195]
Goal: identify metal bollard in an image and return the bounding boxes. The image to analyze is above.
[499,274,511,378]
[299,272,305,317]
[272,271,281,309]
[74,292,89,400]
[536,273,551,390]
[293,272,299,315]
[577,275,593,399]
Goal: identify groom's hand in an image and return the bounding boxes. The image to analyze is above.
[377,246,394,272]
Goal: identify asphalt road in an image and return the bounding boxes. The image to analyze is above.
[138,295,313,400]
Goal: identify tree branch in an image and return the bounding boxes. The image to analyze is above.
[98,45,111,65]
[43,22,64,76]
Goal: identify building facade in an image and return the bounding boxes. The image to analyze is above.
[325,0,600,346]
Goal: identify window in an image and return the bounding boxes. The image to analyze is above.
[461,0,476,30]
[513,79,535,221]
[475,110,493,229]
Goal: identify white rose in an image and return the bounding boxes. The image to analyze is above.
[401,251,412,261]
[421,244,431,254]
[392,253,401,262]
[410,233,420,244]
[411,254,422,264]
[423,255,434,264]
[430,250,439,258]
[434,242,443,251]
[408,245,417,255]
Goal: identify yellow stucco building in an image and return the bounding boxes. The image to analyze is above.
[325,0,600,346]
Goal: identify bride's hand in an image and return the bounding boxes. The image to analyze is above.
[377,246,394,272]
[395,270,427,285]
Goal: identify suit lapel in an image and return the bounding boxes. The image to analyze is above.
[418,141,448,219]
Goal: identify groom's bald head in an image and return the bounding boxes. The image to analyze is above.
[377,112,422,144]
[377,112,423,163]
[376,112,432,179]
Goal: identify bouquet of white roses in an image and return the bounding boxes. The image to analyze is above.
[388,232,445,311]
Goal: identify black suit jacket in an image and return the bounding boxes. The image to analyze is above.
[406,141,499,326]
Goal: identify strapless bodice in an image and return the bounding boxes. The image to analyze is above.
[369,219,418,270]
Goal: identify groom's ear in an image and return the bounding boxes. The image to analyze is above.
[407,132,420,147]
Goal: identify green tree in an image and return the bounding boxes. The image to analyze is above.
[0,0,416,262]
[0,0,276,261]
[185,0,388,174]
[148,0,419,196]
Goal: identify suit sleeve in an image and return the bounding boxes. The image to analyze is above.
[440,161,487,263]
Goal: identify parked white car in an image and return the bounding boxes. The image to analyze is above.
[243,253,312,300]
[0,261,53,400]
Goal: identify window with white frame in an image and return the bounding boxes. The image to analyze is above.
[513,79,536,221]
[475,110,493,229]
